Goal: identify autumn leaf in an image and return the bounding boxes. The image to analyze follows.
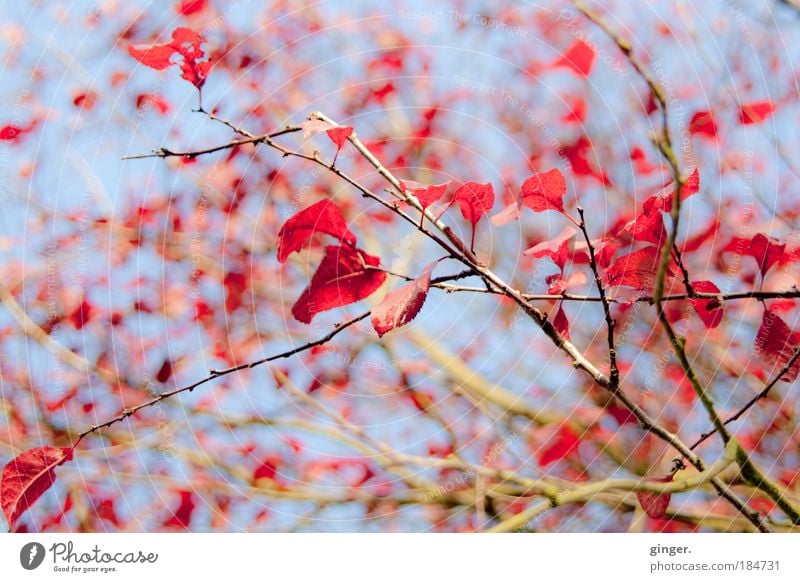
[739,100,776,125]
[400,180,450,210]
[754,309,800,382]
[688,280,724,329]
[292,245,386,323]
[553,304,570,340]
[371,261,437,337]
[162,490,195,528]
[618,209,667,246]
[605,246,677,290]
[128,27,212,89]
[521,168,568,214]
[636,474,674,519]
[277,199,357,262]
[553,39,596,77]
[537,424,580,467]
[177,0,207,15]
[1,446,74,528]
[326,126,354,163]
[452,181,495,249]
[746,233,786,276]
[523,225,577,270]
[688,110,718,139]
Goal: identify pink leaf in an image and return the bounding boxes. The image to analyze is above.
[301,117,335,137]
[490,201,522,227]
[277,200,357,262]
[636,474,674,519]
[521,168,567,214]
[1,446,74,528]
[292,245,386,323]
[371,262,436,337]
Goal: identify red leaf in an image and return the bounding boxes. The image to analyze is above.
[754,309,800,382]
[128,27,211,89]
[553,304,570,340]
[162,490,195,528]
[371,262,436,337]
[69,299,94,330]
[291,245,386,323]
[636,474,673,519]
[452,181,495,226]
[554,39,595,77]
[400,180,450,210]
[177,0,207,15]
[562,135,611,185]
[538,425,580,467]
[747,233,786,276]
[253,456,281,481]
[523,225,577,270]
[326,126,353,149]
[135,93,171,115]
[277,200,357,262]
[1,446,74,528]
[326,126,353,162]
[605,246,677,290]
[642,168,700,214]
[0,123,34,142]
[618,209,666,246]
[688,110,718,138]
[689,280,724,329]
[521,168,567,214]
[739,100,776,125]
[156,359,174,383]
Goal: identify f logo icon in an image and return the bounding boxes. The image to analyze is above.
[20,542,46,570]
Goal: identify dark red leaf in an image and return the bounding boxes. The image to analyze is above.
[688,280,723,329]
[605,246,677,290]
[1,446,74,528]
[69,299,94,330]
[636,474,673,519]
[739,100,776,125]
[292,245,386,323]
[452,181,495,226]
[754,309,800,382]
[277,200,357,262]
[688,110,718,138]
[554,39,595,77]
[562,135,611,185]
[521,168,568,214]
[371,262,436,337]
[163,490,195,528]
[156,359,174,383]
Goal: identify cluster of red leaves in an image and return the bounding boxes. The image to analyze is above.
[128,27,212,89]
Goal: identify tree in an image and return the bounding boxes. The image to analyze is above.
[1,1,800,533]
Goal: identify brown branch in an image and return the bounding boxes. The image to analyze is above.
[690,346,800,451]
[73,312,370,445]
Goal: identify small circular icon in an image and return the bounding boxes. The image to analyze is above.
[20,542,46,570]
